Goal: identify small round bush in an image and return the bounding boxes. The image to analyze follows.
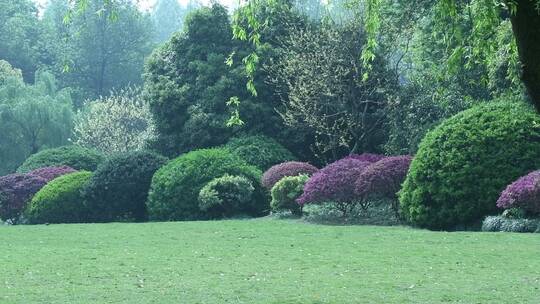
[198,174,255,219]
[496,170,540,215]
[26,171,92,224]
[17,146,105,173]
[27,166,77,182]
[147,148,266,221]
[400,102,540,230]
[270,174,309,215]
[225,135,296,170]
[0,173,47,223]
[262,161,318,190]
[83,151,168,222]
[297,157,372,214]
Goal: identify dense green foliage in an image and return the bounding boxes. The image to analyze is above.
[147,148,266,221]
[225,135,295,170]
[151,0,201,43]
[17,146,105,173]
[0,68,74,175]
[400,102,540,230]
[270,174,308,215]
[83,151,167,222]
[198,174,255,219]
[25,171,92,224]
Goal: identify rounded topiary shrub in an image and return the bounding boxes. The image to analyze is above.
[496,170,540,215]
[198,174,255,219]
[0,173,48,223]
[400,102,540,230]
[26,171,92,224]
[270,174,309,215]
[147,148,266,221]
[262,161,318,190]
[17,146,105,173]
[225,135,296,170]
[83,151,168,222]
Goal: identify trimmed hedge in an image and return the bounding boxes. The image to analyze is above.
[83,151,168,222]
[17,146,105,173]
[26,171,92,224]
[147,148,266,221]
[400,102,540,230]
[225,135,296,170]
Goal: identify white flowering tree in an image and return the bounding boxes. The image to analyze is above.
[73,87,156,154]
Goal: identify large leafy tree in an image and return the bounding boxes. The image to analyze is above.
[0,62,74,175]
[0,0,50,82]
[144,3,312,159]
[151,0,202,43]
[42,0,154,101]
[267,22,396,160]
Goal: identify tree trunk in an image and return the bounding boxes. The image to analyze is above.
[509,0,540,112]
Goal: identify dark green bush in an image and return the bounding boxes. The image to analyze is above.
[302,200,400,226]
[83,151,168,222]
[198,174,255,219]
[270,174,308,215]
[26,171,92,224]
[400,102,540,230]
[225,135,296,170]
[146,148,267,221]
[17,146,105,173]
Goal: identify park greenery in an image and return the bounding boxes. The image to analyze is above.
[1,0,540,302]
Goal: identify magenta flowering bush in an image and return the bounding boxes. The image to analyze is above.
[0,173,48,222]
[345,153,385,163]
[496,170,540,214]
[27,166,77,182]
[262,161,318,189]
[355,156,413,200]
[296,158,371,209]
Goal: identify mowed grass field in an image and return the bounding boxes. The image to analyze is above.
[1,219,539,303]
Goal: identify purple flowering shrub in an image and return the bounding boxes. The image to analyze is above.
[262,161,318,189]
[0,173,48,222]
[28,166,77,183]
[355,156,413,199]
[496,170,540,215]
[297,158,372,215]
[355,156,413,215]
[345,153,385,163]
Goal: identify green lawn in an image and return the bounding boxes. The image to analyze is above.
[1,219,539,303]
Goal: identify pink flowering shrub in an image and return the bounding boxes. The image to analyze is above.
[262,161,318,189]
[496,170,540,215]
[297,158,372,214]
[0,173,48,223]
[27,166,77,183]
